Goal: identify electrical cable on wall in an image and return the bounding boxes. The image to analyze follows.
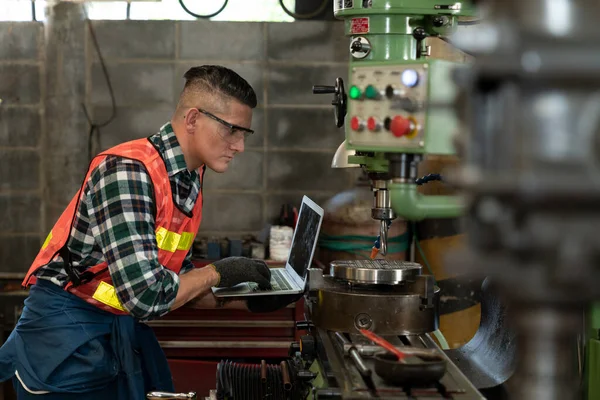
[81,7,117,162]
[179,0,228,19]
[279,0,329,19]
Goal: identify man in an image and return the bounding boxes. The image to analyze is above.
[0,65,298,399]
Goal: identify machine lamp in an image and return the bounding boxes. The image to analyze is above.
[349,85,362,99]
[401,69,419,88]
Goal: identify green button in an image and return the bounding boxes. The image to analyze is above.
[365,85,379,99]
[349,85,362,100]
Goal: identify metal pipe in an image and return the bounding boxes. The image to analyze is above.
[389,182,463,220]
[261,360,267,383]
[349,348,372,377]
[280,361,292,390]
[146,392,196,399]
[334,331,372,377]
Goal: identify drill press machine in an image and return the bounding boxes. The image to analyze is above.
[314,0,471,255]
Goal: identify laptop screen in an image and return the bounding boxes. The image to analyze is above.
[287,200,322,280]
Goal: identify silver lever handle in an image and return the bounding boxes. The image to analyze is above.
[146,392,197,399]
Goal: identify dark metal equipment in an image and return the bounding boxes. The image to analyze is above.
[448,1,600,399]
[292,261,486,398]
[301,326,483,399]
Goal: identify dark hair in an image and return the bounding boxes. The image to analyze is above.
[183,65,257,109]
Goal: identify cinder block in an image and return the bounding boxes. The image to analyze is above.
[268,108,344,149]
[92,105,174,150]
[267,64,347,105]
[0,107,41,147]
[91,62,175,107]
[0,22,42,60]
[89,21,176,59]
[247,107,265,148]
[267,21,347,62]
[0,150,39,191]
[175,62,264,106]
[45,204,67,232]
[0,194,41,233]
[0,65,40,105]
[44,151,89,206]
[0,235,42,273]
[203,150,263,190]
[44,98,89,150]
[199,193,263,232]
[265,193,333,226]
[179,21,264,61]
[266,151,352,192]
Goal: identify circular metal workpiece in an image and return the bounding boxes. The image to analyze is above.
[330,260,422,285]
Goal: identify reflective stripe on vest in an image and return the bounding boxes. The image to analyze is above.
[155,227,195,252]
[92,281,126,312]
[42,231,53,250]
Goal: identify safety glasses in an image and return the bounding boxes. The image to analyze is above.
[197,108,254,143]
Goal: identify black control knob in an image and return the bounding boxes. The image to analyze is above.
[412,27,428,41]
[300,335,317,358]
[312,77,347,128]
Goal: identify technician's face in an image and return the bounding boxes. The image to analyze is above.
[189,100,253,173]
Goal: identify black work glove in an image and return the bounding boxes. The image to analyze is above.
[210,257,271,289]
[247,292,304,313]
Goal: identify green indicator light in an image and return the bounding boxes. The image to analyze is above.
[365,85,379,99]
[349,85,362,99]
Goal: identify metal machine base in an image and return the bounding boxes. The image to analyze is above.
[311,328,484,399]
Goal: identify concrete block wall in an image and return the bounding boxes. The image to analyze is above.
[0,22,45,274]
[0,18,357,272]
[88,19,356,238]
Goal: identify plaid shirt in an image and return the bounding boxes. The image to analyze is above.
[36,122,202,320]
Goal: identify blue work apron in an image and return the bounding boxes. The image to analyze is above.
[0,279,174,399]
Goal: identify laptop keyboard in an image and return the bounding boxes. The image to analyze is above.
[255,269,293,291]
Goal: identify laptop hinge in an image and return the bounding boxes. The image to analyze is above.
[284,266,303,288]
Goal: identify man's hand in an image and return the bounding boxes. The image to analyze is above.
[210,257,272,289]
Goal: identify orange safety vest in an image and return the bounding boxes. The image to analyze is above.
[22,138,204,315]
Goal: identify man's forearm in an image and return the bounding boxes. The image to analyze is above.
[170,266,220,311]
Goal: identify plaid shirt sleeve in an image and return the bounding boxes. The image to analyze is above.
[86,156,180,320]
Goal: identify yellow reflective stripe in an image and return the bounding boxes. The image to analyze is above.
[178,232,194,251]
[41,231,53,250]
[92,281,126,312]
[156,227,194,252]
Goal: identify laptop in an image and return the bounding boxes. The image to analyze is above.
[212,195,324,298]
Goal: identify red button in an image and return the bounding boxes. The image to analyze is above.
[367,117,379,131]
[350,116,362,131]
[390,116,411,137]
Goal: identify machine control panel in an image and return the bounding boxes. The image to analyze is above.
[347,64,429,150]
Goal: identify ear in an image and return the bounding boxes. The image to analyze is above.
[183,108,199,134]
